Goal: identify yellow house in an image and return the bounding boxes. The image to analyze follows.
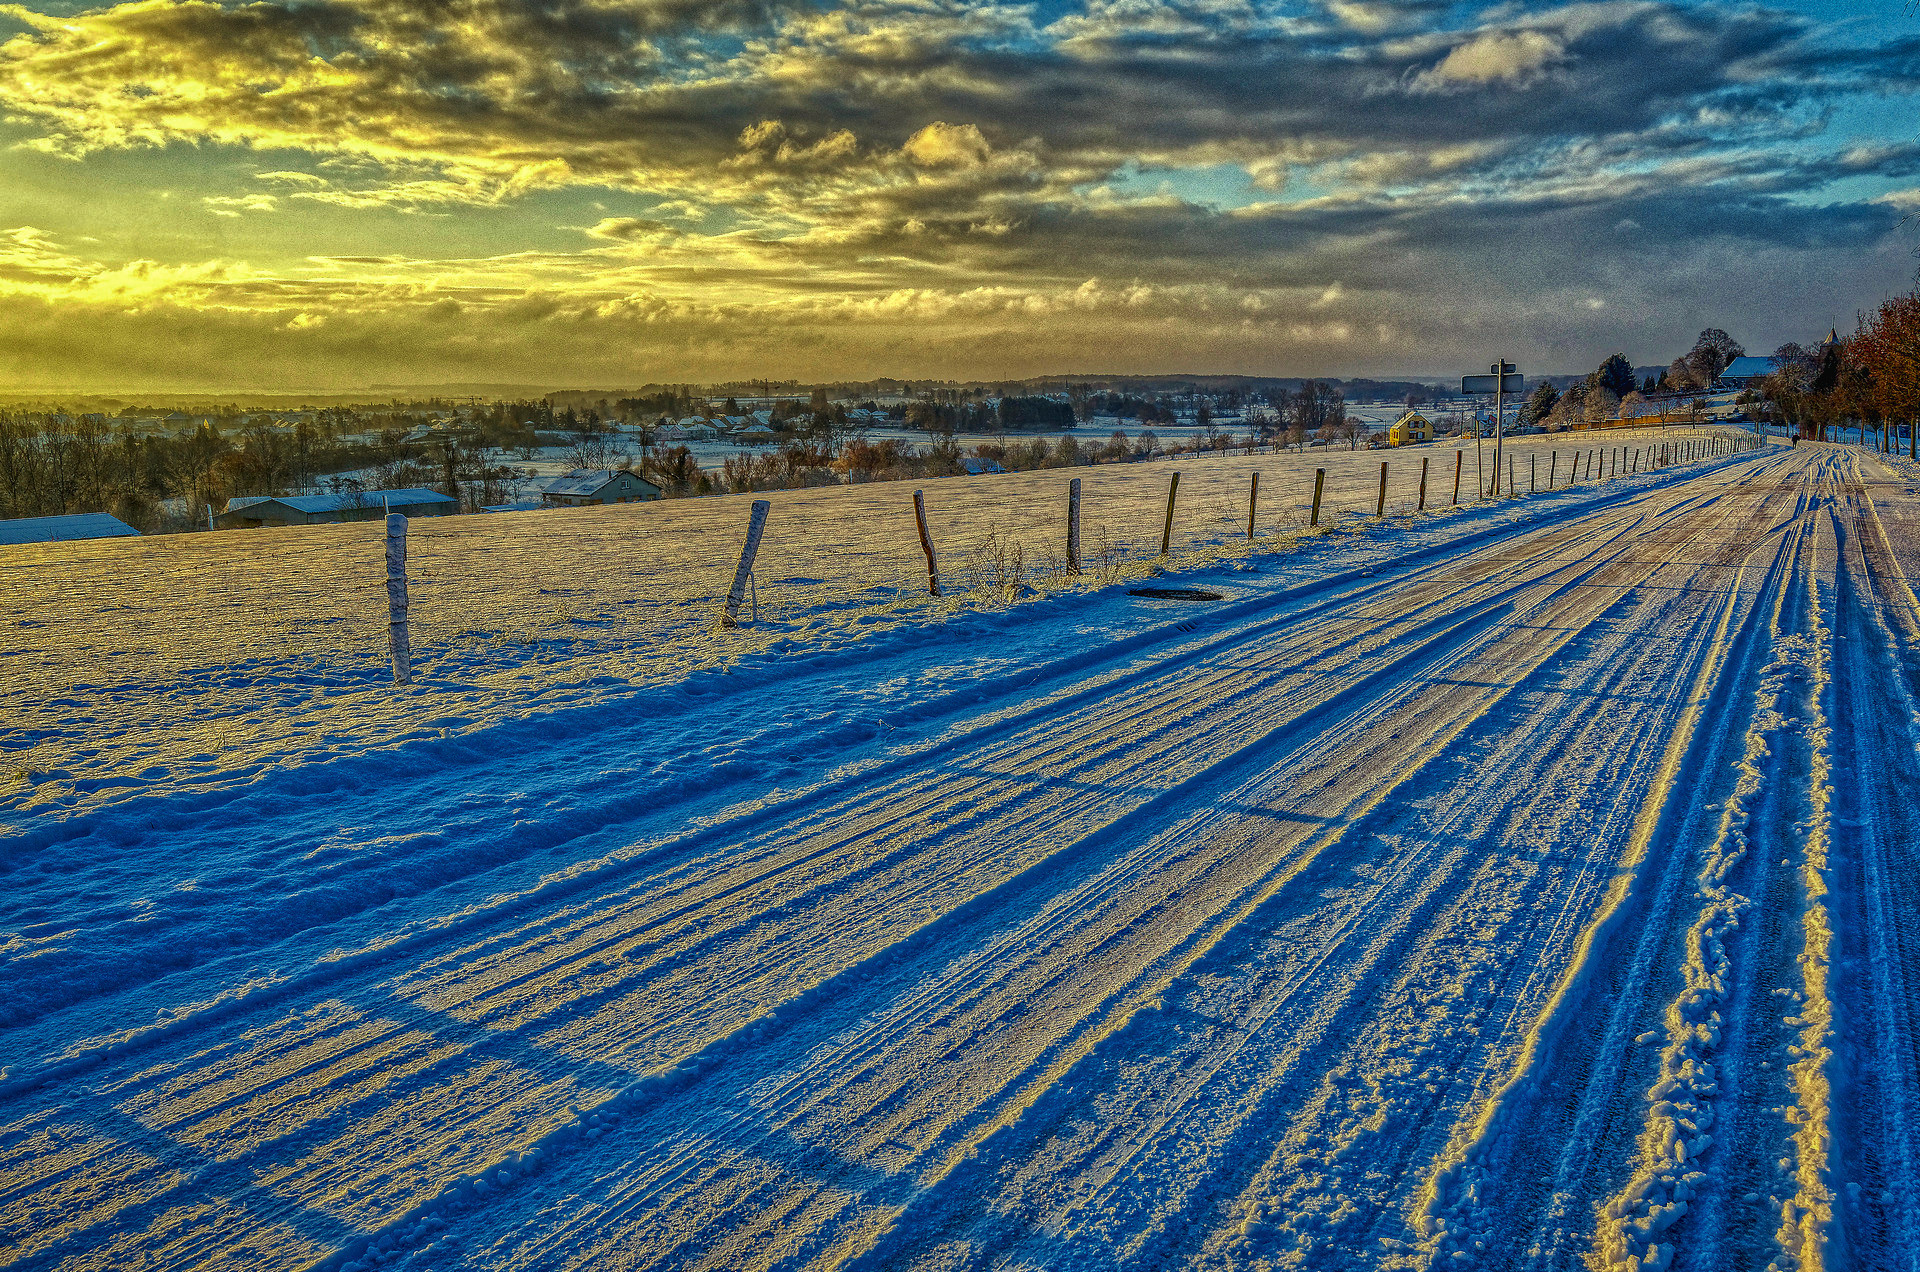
[1388,412,1435,446]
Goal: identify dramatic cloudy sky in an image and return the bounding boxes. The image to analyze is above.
[0,0,1915,390]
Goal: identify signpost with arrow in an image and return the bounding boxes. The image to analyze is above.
[1462,361,1523,497]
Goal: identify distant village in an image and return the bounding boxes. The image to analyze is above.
[1,316,1909,546]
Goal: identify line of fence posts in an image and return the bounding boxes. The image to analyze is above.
[374,427,1774,682]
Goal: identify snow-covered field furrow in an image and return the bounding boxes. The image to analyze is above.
[6,470,1689,1270]
[15,437,1918,1272]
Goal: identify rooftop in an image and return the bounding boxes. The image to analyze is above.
[224,488,453,514]
[0,512,141,545]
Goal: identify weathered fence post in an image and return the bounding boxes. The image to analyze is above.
[1508,453,1515,496]
[385,513,411,686]
[1160,472,1180,555]
[1531,454,1537,493]
[1067,478,1082,575]
[1550,451,1558,488]
[1310,468,1326,527]
[913,488,941,596]
[1418,457,1429,511]
[1452,450,1463,506]
[1247,472,1259,540]
[723,499,772,627]
[1376,462,1388,517]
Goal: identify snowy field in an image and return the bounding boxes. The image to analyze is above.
[7,424,1719,821]
[7,431,1917,1271]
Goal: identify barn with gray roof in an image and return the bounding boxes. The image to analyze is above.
[215,488,456,529]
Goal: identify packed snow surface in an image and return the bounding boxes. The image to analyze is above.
[6,432,1919,1272]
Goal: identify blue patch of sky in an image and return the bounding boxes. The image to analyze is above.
[1096,162,1267,208]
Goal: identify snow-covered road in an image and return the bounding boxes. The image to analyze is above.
[5,440,1917,1272]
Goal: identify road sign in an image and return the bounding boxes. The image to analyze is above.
[1463,373,1524,395]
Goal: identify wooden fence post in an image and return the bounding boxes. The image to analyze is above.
[1247,472,1258,540]
[1418,457,1429,511]
[1067,478,1082,575]
[1531,454,1536,493]
[1160,472,1180,555]
[1508,453,1515,496]
[1550,451,1558,488]
[913,488,942,596]
[1376,461,1388,517]
[1311,468,1326,527]
[385,513,411,686]
[1452,450,1462,506]
[723,499,771,627]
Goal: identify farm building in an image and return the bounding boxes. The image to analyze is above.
[0,512,141,545]
[540,470,663,507]
[1387,412,1435,446]
[216,488,456,529]
[1714,356,1782,390]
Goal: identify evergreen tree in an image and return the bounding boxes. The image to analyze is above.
[1521,382,1560,427]
[1594,354,1636,399]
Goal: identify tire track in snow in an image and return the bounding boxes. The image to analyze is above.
[1587,474,1825,1272]
[900,466,1806,1272]
[1818,457,1920,1269]
[412,465,1803,1272]
[0,449,1805,1272]
[1410,452,1819,1269]
[0,480,1706,1271]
